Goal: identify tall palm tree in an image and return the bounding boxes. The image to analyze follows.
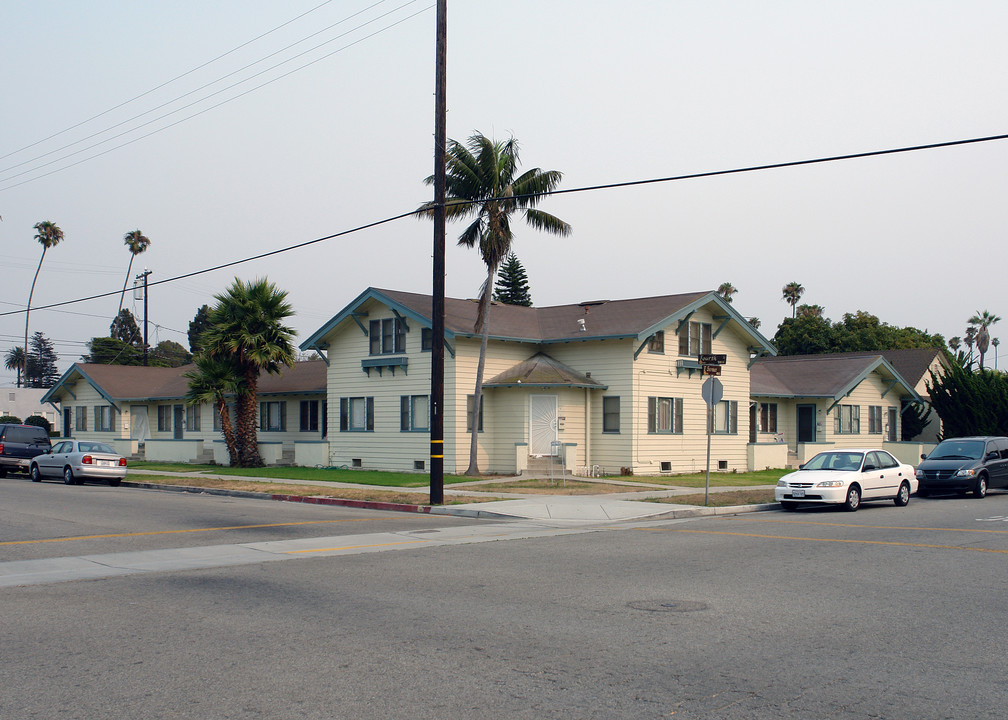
[118,229,151,317]
[948,336,961,353]
[747,317,761,330]
[717,282,737,303]
[185,354,244,466]
[968,309,1001,370]
[200,277,296,467]
[418,132,570,475]
[993,337,1001,370]
[781,282,804,318]
[24,221,64,385]
[4,346,25,388]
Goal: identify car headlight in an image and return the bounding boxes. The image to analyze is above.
[915,468,925,479]
[955,468,976,477]
[776,479,787,487]
[816,480,845,487]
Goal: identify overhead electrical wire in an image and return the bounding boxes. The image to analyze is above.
[0,132,1005,321]
[0,0,424,181]
[0,0,381,162]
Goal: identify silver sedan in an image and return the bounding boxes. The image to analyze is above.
[30,440,128,486]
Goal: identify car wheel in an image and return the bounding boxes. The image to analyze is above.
[108,478,121,487]
[63,467,75,485]
[844,484,861,512]
[975,475,988,498]
[894,481,911,507]
[30,464,42,482]
[780,500,797,511]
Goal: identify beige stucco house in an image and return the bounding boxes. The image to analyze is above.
[300,287,777,476]
[41,361,327,465]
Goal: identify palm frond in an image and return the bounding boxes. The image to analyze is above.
[523,208,572,237]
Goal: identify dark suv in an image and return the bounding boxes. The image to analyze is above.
[915,436,1008,498]
[0,424,53,477]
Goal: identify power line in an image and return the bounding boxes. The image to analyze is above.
[0,1,420,179]
[0,131,1004,319]
[0,3,432,190]
[0,0,342,161]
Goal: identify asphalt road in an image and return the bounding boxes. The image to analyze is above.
[2,478,1007,719]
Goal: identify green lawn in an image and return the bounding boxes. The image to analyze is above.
[615,468,785,488]
[128,462,477,488]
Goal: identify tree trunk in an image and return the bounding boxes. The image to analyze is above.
[237,373,263,467]
[118,255,135,318]
[217,399,239,466]
[24,248,47,391]
[465,269,494,476]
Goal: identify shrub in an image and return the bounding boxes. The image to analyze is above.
[24,415,52,434]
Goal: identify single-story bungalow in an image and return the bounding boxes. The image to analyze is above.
[41,360,328,466]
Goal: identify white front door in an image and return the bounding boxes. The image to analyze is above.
[529,395,558,456]
[130,405,150,442]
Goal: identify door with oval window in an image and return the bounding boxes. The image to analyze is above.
[529,395,558,456]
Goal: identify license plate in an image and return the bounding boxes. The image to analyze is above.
[791,488,805,498]
[98,460,114,467]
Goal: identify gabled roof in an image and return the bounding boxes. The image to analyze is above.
[484,352,608,389]
[41,360,327,409]
[750,353,923,408]
[300,287,777,353]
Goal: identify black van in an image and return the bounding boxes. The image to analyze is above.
[0,424,53,477]
[915,436,1008,498]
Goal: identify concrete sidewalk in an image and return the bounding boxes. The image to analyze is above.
[130,469,777,524]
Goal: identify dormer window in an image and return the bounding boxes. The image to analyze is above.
[369,318,406,355]
[678,321,712,356]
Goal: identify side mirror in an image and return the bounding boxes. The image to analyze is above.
[863,463,876,472]
[798,463,805,470]
[986,451,999,461]
[920,453,927,461]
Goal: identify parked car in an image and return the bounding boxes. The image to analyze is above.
[775,448,917,511]
[29,440,127,486]
[0,423,53,477]
[915,436,1008,498]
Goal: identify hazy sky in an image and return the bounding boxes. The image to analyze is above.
[3,1,1007,384]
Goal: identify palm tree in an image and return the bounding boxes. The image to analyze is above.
[968,310,1001,370]
[948,336,961,353]
[781,282,804,318]
[717,282,737,303]
[118,229,151,317]
[4,346,25,388]
[964,325,977,368]
[418,132,570,475]
[200,278,296,467]
[185,354,244,466]
[993,337,1001,370]
[24,221,64,385]
[748,317,761,330]
[796,304,825,319]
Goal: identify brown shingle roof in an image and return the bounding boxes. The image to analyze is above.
[484,352,608,389]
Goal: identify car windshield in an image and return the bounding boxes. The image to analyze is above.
[78,442,115,454]
[928,440,985,460]
[803,452,864,472]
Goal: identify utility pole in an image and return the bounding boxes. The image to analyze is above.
[429,0,447,505]
[136,269,151,366]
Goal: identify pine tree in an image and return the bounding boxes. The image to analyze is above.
[493,252,533,306]
[24,331,59,388]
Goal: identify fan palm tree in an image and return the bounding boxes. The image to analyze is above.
[118,229,151,317]
[717,282,737,303]
[418,132,570,475]
[24,221,64,384]
[948,336,961,353]
[200,277,296,467]
[993,337,1001,370]
[968,309,1001,370]
[4,346,25,388]
[185,354,244,466]
[747,317,761,330]
[781,282,804,318]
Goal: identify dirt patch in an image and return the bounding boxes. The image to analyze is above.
[472,478,637,495]
[126,474,497,506]
[649,488,777,507]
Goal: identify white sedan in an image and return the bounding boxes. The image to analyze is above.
[29,440,127,486]
[775,448,917,511]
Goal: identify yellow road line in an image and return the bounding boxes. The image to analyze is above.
[286,539,428,554]
[738,517,1008,535]
[0,518,373,547]
[640,527,1008,553]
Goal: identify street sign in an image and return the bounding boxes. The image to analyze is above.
[698,353,727,365]
[702,364,722,376]
[701,376,723,407]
